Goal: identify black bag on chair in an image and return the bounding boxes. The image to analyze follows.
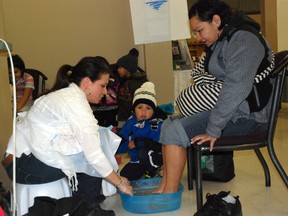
[0,182,11,216]
[192,151,235,182]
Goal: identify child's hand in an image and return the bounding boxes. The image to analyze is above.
[128,141,136,149]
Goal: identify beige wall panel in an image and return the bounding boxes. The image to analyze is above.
[277,0,288,51]
[0,0,13,188]
[262,0,278,51]
[2,0,142,88]
[144,42,174,105]
[248,14,261,27]
[0,0,175,188]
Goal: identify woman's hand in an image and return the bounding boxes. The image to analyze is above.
[191,133,217,151]
[105,172,133,195]
[120,176,130,184]
[117,176,133,195]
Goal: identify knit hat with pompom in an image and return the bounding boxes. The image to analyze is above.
[117,48,139,73]
[132,82,157,111]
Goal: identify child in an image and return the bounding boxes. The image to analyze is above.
[7,54,35,112]
[118,82,167,181]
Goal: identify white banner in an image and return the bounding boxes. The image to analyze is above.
[129,0,191,45]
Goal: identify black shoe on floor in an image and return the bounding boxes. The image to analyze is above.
[95,194,106,204]
[194,191,242,216]
[217,194,242,216]
[89,205,115,216]
[71,201,115,216]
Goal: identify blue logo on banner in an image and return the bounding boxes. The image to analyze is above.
[145,0,168,11]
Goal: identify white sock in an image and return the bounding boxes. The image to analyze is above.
[222,195,236,204]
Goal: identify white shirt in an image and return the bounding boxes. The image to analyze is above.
[7,83,113,179]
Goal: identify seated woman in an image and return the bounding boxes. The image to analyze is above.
[8,54,34,112]
[156,0,274,198]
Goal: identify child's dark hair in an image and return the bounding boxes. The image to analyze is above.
[188,0,233,30]
[49,56,111,93]
[7,54,26,77]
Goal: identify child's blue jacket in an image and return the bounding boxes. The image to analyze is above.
[119,112,164,162]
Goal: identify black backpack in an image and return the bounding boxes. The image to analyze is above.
[204,13,274,112]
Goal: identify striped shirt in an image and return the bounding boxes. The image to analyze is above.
[15,72,34,111]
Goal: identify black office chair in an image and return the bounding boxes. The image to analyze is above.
[25,68,48,100]
[186,50,288,210]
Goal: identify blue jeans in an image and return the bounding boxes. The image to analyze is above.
[5,153,65,184]
[160,110,267,148]
[5,153,103,200]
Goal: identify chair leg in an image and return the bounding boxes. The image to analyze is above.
[254,149,271,186]
[267,141,288,188]
[195,144,203,210]
[187,146,194,190]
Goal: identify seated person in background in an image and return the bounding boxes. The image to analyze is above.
[91,62,121,132]
[118,82,167,181]
[7,54,34,112]
[116,48,148,123]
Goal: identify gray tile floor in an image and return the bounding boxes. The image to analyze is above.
[101,103,288,216]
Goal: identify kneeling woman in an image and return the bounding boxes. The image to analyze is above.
[3,56,133,204]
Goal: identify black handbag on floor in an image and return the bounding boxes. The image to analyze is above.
[192,151,235,182]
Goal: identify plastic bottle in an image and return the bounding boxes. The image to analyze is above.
[201,156,208,169]
[205,155,214,173]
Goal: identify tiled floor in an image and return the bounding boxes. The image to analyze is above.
[101,103,288,216]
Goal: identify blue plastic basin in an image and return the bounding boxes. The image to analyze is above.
[118,177,184,214]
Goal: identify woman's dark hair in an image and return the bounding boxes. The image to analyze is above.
[7,54,26,77]
[49,56,111,93]
[188,0,233,30]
